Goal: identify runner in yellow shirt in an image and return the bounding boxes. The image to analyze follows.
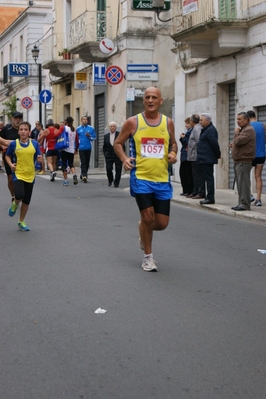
[5,122,42,231]
[114,87,178,272]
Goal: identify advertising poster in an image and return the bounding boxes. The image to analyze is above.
[183,0,198,15]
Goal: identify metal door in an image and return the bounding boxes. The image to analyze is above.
[228,82,236,189]
[94,93,105,168]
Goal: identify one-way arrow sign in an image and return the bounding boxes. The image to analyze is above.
[126,64,159,81]
[39,89,52,104]
[127,64,158,73]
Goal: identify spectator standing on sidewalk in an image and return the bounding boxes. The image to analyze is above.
[0,121,4,172]
[197,113,221,205]
[247,110,266,206]
[230,112,256,211]
[179,117,193,196]
[76,116,97,183]
[30,121,41,141]
[186,114,204,199]
[103,121,124,188]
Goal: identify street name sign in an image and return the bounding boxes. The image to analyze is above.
[132,0,170,10]
[127,64,159,81]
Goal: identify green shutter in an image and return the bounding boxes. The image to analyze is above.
[219,0,227,19]
[97,0,106,12]
[219,0,236,19]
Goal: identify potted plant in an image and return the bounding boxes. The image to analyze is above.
[58,48,71,60]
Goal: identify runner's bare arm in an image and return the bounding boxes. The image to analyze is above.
[5,154,16,171]
[0,137,12,147]
[167,118,178,164]
[114,117,136,170]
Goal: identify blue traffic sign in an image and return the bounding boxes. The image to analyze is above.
[93,63,106,85]
[39,90,52,104]
[127,64,158,73]
[126,63,159,81]
[105,65,124,85]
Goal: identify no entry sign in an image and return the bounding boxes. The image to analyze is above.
[105,65,124,85]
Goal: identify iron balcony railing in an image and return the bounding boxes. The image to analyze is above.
[69,10,112,49]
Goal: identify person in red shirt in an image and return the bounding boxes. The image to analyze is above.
[38,119,63,181]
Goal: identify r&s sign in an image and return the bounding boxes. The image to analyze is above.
[8,63,29,77]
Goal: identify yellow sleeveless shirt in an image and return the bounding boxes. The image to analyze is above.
[14,139,36,182]
[131,113,170,182]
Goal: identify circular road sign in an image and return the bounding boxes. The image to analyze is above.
[105,65,124,85]
[99,38,114,54]
[21,96,33,109]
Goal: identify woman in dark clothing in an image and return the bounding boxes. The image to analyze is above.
[179,117,194,196]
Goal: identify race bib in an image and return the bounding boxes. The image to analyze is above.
[141,138,165,159]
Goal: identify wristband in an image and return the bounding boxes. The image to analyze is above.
[169,151,177,155]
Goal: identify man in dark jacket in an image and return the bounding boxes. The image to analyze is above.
[103,121,123,188]
[196,113,221,205]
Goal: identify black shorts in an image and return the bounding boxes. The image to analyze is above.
[135,193,170,216]
[252,157,265,166]
[13,180,34,205]
[46,149,58,157]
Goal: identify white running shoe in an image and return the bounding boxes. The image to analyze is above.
[141,256,158,272]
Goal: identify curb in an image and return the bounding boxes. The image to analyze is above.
[171,197,266,224]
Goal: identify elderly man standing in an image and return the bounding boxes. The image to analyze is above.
[103,121,123,188]
[196,113,221,205]
[231,112,256,211]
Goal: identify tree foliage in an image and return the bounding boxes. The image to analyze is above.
[1,95,17,119]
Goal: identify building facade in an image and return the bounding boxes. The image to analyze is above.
[42,0,176,168]
[0,1,52,126]
[171,0,266,190]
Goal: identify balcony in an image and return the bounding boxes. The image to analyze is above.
[69,10,112,63]
[171,0,248,58]
[42,32,74,78]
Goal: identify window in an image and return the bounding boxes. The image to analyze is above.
[66,82,72,96]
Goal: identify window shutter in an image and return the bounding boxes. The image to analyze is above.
[219,0,236,19]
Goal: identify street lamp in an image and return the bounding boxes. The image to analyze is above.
[31,44,42,124]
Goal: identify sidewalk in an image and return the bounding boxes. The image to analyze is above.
[171,181,266,224]
[85,168,266,224]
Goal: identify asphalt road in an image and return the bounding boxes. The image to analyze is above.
[1,171,266,399]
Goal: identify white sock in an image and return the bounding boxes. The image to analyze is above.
[144,253,153,258]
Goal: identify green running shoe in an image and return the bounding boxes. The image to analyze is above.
[8,201,18,217]
[18,221,30,231]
